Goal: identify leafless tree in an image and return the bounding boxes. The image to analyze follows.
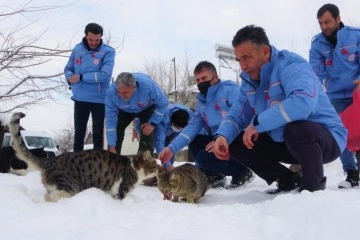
[54,122,74,153]
[0,1,72,113]
[143,57,173,94]
[0,1,124,114]
[142,54,197,107]
[176,55,197,106]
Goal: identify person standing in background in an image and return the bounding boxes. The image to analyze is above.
[309,3,360,188]
[64,23,115,151]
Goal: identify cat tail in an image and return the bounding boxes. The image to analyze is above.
[9,112,43,171]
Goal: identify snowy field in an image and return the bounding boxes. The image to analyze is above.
[0,159,359,240]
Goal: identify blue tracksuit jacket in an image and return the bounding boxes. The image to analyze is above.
[167,80,248,154]
[154,103,193,152]
[216,46,347,153]
[64,39,115,104]
[309,25,360,100]
[105,73,168,146]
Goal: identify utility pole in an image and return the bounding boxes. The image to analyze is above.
[172,57,177,102]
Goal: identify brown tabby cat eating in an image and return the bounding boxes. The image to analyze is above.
[10,112,158,202]
[156,163,209,204]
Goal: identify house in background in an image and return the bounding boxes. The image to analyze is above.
[167,84,198,111]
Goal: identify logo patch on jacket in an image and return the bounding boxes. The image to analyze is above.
[348,53,356,62]
[93,58,100,65]
[325,59,333,66]
[75,58,81,65]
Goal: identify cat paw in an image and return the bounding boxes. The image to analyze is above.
[116,193,125,200]
[171,196,179,202]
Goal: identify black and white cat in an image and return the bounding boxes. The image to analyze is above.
[0,146,47,175]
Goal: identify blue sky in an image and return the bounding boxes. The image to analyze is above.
[2,0,360,133]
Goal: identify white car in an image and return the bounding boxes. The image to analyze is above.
[2,130,61,157]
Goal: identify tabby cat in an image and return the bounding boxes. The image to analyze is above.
[10,112,158,202]
[156,163,209,203]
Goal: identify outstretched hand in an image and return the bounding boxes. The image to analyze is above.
[158,147,174,164]
[213,136,230,161]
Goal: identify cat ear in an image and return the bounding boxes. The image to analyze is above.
[142,150,152,161]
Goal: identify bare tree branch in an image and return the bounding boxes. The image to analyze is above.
[53,122,75,153]
[0,0,77,18]
[142,54,197,107]
[0,1,122,114]
[4,73,64,96]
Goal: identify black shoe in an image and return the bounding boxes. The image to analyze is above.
[226,168,255,189]
[267,171,302,194]
[338,169,359,189]
[206,173,226,188]
[299,176,326,192]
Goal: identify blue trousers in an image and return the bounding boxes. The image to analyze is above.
[228,121,341,190]
[188,134,248,177]
[330,98,358,171]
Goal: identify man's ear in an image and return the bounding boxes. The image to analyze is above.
[262,45,271,60]
[336,16,341,24]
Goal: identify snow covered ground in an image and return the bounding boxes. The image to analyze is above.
[0,159,359,240]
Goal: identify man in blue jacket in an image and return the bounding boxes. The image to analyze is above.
[159,61,254,189]
[213,25,347,193]
[135,103,192,166]
[142,103,192,186]
[105,72,168,155]
[154,103,192,166]
[309,3,360,188]
[64,23,115,151]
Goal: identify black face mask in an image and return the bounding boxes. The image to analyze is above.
[197,81,212,96]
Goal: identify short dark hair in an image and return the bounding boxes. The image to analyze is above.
[171,109,190,128]
[84,23,103,36]
[232,25,270,48]
[193,61,217,75]
[317,3,339,19]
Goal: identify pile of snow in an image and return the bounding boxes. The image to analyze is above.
[0,159,359,239]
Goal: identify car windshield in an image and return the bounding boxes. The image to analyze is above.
[24,136,55,148]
